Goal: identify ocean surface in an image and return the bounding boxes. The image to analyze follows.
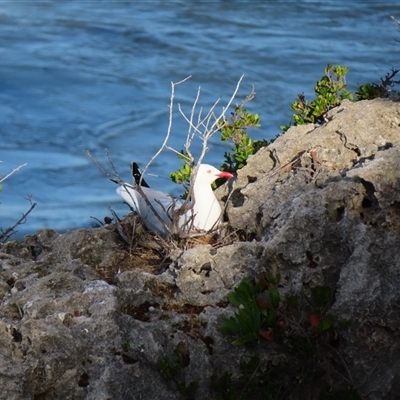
[0,1,399,237]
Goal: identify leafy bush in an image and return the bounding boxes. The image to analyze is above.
[215,278,359,398]
[220,272,280,345]
[281,64,354,132]
[171,64,400,193]
[218,104,265,173]
[221,274,338,346]
[356,68,400,100]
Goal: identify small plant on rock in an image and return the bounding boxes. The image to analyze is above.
[218,101,265,173]
[356,68,400,100]
[281,64,354,131]
[306,285,336,333]
[220,272,281,345]
[217,280,359,398]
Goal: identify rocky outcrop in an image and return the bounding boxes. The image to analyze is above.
[1,99,400,399]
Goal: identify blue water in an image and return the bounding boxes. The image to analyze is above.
[0,1,399,237]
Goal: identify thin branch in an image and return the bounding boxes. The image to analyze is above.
[120,181,172,237]
[186,75,245,212]
[391,15,400,26]
[86,149,121,182]
[329,347,355,388]
[203,75,245,143]
[90,215,105,226]
[185,85,202,164]
[86,149,172,239]
[0,197,37,243]
[141,75,192,182]
[240,358,262,396]
[166,75,245,236]
[178,97,220,146]
[0,163,27,184]
[381,68,400,88]
[165,145,189,158]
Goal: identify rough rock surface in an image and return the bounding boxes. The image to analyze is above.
[1,98,400,399]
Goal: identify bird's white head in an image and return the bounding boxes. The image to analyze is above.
[196,164,234,185]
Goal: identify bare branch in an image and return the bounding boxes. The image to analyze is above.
[120,181,172,237]
[86,149,122,182]
[0,197,37,243]
[184,85,203,164]
[141,75,192,182]
[0,163,27,184]
[165,145,189,158]
[202,75,244,144]
[391,15,400,26]
[163,75,245,236]
[181,75,244,216]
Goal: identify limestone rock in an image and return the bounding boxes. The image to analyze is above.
[1,99,400,399]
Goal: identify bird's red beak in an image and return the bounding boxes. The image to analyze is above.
[217,171,234,179]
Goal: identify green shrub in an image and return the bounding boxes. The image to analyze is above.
[281,64,354,132]
[218,104,266,173]
[220,272,280,345]
[356,68,400,100]
[171,64,400,190]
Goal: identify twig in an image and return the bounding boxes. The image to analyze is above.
[187,86,202,159]
[90,216,105,226]
[178,75,245,231]
[86,149,121,182]
[381,68,400,89]
[86,149,172,239]
[141,75,192,182]
[329,347,355,387]
[391,15,400,26]
[0,163,27,184]
[0,197,37,243]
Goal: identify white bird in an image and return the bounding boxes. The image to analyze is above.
[116,164,234,237]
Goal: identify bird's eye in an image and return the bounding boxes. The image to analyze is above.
[207,169,212,174]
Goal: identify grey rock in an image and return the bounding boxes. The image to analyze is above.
[1,99,400,399]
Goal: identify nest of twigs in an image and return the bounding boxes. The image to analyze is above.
[93,211,244,283]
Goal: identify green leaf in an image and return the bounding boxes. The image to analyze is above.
[227,291,242,307]
[220,316,240,334]
[264,308,277,325]
[268,287,281,309]
[312,286,333,311]
[320,314,335,331]
[265,271,280,286]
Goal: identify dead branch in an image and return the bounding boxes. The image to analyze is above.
[87,149,168,233]
[0,196,37,243]
[381,68,400,88]
[179,75,245,229]
[141,75,192,181]
[86,149,122,182]
[391,15,400,26]
[86,149,171,243]
[0,163,27,184]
